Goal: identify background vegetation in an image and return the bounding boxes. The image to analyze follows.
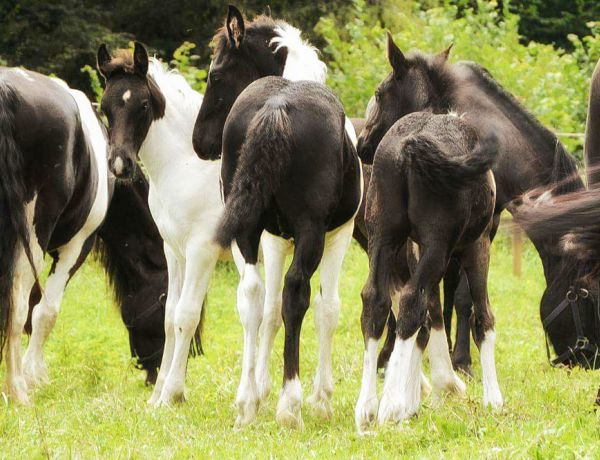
[1,1,598,159]
[1,236,599,457]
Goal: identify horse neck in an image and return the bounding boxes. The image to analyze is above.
[138,90,199,182]
[586,60,600,188]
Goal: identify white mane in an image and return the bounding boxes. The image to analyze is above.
[147,57,203,119]
[271,23,327,84]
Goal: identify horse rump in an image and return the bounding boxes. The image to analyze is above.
[215,98,293,248]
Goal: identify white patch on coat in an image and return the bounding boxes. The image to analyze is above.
[122,89,131,103]
[113,157,124,176]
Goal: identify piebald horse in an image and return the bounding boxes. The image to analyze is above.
[193,6,360,428]
[0,68,108,404]
[97,44,242,407]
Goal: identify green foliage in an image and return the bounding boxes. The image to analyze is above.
[317,0,600,161]
[80,65,103,105]
[170,42,207,94]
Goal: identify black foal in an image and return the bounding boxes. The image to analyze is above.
[214,77,361,428]
[355,112,502,432]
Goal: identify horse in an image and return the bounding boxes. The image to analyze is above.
[586,57,600,188]
[214,76,361,429]
[193,6,360,428]
[96,43,240,407]
[0,67,110,404]
[94,164,172,385]
[358,33,593,373]
[355,109,501,432]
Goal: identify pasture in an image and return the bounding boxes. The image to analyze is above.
[1,231,598,458]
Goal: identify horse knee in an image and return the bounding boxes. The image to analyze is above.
[315,293,340,331]
[360,284,391,339]
[396,288,427,340]
[282,271,310,324]
[238,267,264,324]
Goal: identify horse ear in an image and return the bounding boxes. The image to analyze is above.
[387,32,407,77]
[97,44,112,79]
[133,42,149,76]
[227,5,245,48]
[438,43,453,62]
[264,5,272,17]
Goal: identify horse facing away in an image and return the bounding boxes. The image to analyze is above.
[0,67,109,404]
[97,43,241,406]
[215,76,361,429]
[355,110,501,431]
[358,33,594,372]
[193,6,360,428]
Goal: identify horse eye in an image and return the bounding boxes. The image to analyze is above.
[210,72,221,83]
[375,91,381,103]
[141,101,149,111]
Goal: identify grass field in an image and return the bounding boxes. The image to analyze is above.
[1,231,599,458]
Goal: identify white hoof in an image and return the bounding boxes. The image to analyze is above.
[23,358,50,388]
[377,392,411,426]
[483,387,503,410]
[355,395,378,433]
[6,379,31,406]
[235,380,260,428]
[154,384,186,407]
[276,378,303,429]
[307,391,332,420]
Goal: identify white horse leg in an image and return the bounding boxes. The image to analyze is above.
[480,330,503,409]
[156,240,219,406]
[23,237,89,387]
[428,327,466,400]
[378,331,423,425]
[307,220,353,419]
[255,233,289,402]
[354,337,380,433]
[234,261,265,428]
[148,245,183,405]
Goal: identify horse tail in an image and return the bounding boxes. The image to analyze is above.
[0,81,35,360]
[215,98,292,248]
[403,133,498,192]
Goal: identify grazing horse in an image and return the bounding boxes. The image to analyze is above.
[193,6,359,428]
[355,110,501,431]
[215,76,361,429]
[358,33,592,372]
[94,165,171,385]
[97,43,239,406]
[0,67,109,404]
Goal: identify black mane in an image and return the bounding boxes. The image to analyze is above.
[458,61,582,193]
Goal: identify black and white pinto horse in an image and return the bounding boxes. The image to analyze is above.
[97,44,236,407]
[0,68,109,404]
[193,7,361,428]
[358,35,594,373]
[355,108,501,431]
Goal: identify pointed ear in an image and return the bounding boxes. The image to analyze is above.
[264,5,272,17]
[438,43,453,62]
[97,44,112,79]
[226,5,245,48]
[133,42,149,76]
[387,32,407,77]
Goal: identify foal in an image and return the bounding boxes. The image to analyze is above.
[355,111,502,431]
[193,6,359,427]
[215,77,362,428]
[97,44,241,406]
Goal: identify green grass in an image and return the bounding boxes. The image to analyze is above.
[1,232,599,458]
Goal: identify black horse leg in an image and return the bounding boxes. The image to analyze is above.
[276,225,325,429]
[442,258,462,351]
[452,274,473,376]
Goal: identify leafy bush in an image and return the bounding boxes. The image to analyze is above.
[316,0,600,161]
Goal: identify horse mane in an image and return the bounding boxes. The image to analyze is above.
[212,14,327,83]
[407,51,457,112]
[456,61,582,193]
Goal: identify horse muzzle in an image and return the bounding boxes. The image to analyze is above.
[108,150,135,179]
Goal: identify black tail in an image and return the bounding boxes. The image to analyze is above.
[215,99,292,248]
[0,82,35,361]
[404,133,498,192]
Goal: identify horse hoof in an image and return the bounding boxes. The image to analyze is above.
[354,396,378,433]
[275,408,304,430]
[307,392,332,420]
